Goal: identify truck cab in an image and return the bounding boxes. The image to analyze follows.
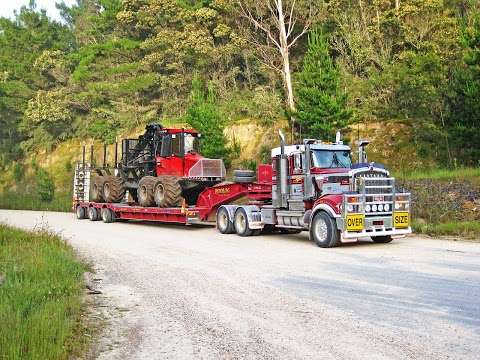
[217,131,412,248]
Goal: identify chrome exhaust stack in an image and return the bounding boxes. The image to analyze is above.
[278,130,289,209]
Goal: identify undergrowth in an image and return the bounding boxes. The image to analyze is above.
[0,224,88,359]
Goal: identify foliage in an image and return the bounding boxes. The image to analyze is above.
[185,78,231,166]
[0,225,88,359]
[295,29,351,139]
[36,167,56,202]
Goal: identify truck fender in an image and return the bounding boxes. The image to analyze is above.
[233,205,263,230]
[310,204,339,224]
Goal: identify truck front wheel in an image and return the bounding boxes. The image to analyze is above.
[310,211,340,248]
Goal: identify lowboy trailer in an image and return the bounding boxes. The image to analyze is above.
[73,127,412,247]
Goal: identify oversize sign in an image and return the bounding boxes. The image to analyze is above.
[346,214,364,231]
[394,211,409,228]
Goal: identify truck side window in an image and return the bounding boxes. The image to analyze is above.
[293,153,303,171]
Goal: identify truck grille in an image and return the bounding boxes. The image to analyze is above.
[355,171,394,215]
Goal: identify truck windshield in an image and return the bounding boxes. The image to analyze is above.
[311,150,352,168]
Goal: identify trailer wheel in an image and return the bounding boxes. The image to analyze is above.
[88,207,100,221]
[234,208,254,237]
[138,176,156,207]
[75,206,87,220]
[103,176,126,203]
[101,208,116,223]
[216,207,234,234]
[154,176,183,208]
[372,235,393,244]
[310,211,340,248]
[91,176,106,202]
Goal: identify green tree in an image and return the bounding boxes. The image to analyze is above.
[185,78,230,166]
[36,168,55,202]
[446,8,480,164]
[295,29,351,139]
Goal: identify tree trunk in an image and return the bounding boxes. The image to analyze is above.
[276,0,296,114]
[395,0,400,10]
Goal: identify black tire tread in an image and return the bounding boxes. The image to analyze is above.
[90,176,106,202]
[138,176,157,207]
[234,169,255,177]
[310,211,340,248]
[154,176,183,208]
[372,235,393,243]
[103,175,126,203]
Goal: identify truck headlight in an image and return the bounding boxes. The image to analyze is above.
[347,204,354,212]
[365,204,371,212]
[372,204,377,212]
[378,204,384,212]
[395,203,401,210]
[384,203,390,212]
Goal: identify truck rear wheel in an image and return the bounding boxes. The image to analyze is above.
[138,176,156,207]
[88,207,100,221]
[234,208,254,237]
[75,206,87,220]
[310,211,340,248]
[101,208,116,223]
[217,207,234,234]
[103,176,126,203]
[154,176,182,208]
[91,176,106,202]
[372,235,393,243]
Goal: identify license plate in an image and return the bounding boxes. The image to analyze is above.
[394,212,409,228]
[346,214,365,231]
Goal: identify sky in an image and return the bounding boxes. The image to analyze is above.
[0,0,76,22]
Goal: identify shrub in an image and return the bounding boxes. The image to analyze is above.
[36,168,55,202]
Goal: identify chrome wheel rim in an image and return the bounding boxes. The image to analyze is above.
[236,212,247,234]
[218,210,228,231]
[314,218,328,242]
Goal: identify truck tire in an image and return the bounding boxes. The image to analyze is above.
[101,208,116,223]
[234,176,255,183]
[372,235,393,243]
[138,176,156,207]
[234,208,254,237]
[103,176,126,203]
[234,169,255,178]
[310,211,340,248]
[216,207,234,234]
[75,206,87,220]
[154,176,183,208]
[91,176,106,202]
[88,207,100,221]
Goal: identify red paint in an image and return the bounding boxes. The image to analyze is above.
[313,194,343,214]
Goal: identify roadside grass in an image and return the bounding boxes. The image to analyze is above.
[0,224,88,360]
[396,167,480,185]
[0,191,72,212]
[412,219,480,240]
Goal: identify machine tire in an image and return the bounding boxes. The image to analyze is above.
[310,211,340,248]
[138,176,156,207]
[101,208,116,223]
[234,169,255,178]
[216,207,234,234]
[234,176,255,184]
[153,176,183,208]
[91,176,106,202]
[234,208,254,237]
[103,176,126,203]
[88,207,100,221]
[75,206,87,220]
[372,235,393,243]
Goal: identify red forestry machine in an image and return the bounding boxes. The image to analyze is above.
[89,123,226,208]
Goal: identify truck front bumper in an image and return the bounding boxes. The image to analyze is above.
[340,227,412,243]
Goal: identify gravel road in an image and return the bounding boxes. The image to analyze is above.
[1,209,479,359]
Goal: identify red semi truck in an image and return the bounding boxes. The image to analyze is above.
[73,126,411,247]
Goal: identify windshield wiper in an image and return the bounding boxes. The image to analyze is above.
[328,153,340,168]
